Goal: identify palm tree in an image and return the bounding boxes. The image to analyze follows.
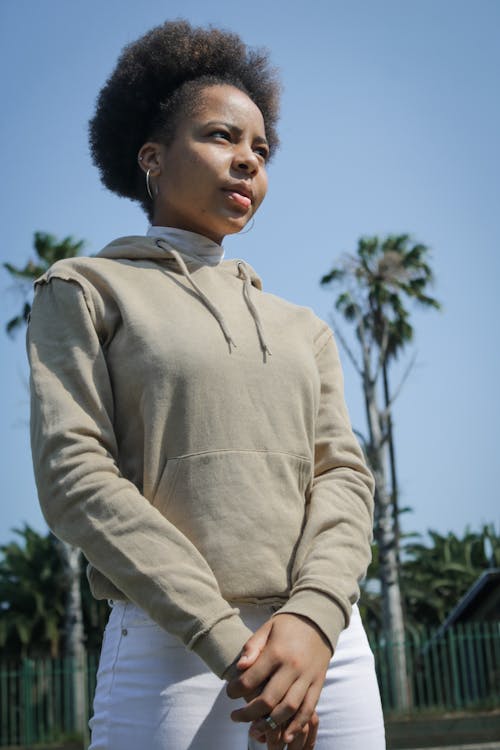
[0,525,108,659]
[4,231,84,336]
[0,525,66,659]
[321,233,441,708]
[4,231,88,735]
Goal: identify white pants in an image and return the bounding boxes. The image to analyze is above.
[89,601,385,749]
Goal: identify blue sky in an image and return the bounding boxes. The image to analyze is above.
[1,0,499,546]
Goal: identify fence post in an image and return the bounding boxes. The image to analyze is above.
[20,658,35,746]
[447,628,462,709]
[79,649,90,749]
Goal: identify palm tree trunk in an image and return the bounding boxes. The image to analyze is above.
[364,374,410,710]
[59,541,88,744]
[382,362,400,563]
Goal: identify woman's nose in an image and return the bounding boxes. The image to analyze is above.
[233,145,259,175]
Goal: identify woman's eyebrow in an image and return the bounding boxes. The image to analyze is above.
[203,119,239,132]
[254,135,269,147]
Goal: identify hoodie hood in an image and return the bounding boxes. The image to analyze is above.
[95,235,264,291]
[96,235,270,357]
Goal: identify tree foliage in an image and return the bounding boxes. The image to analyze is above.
[360,523,500,634]
[401,524,500,627]
[321,233,441,363]
[4,231,84,336]
[0,525,66,658]
[0,525,108,660]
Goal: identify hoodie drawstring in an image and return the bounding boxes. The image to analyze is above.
[167,248,237,352]
[237,261,272,358]
[156,239,271,357]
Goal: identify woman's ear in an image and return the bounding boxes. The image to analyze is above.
[137,142,162,175]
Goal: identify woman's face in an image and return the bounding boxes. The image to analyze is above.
[139,84,269,244]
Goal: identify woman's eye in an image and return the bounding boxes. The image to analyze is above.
[210,130,231,141]
[255,146,270,162]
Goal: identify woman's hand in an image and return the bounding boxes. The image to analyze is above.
[226,617,322,748]
[226,613,331,745]
[249,710,319,749]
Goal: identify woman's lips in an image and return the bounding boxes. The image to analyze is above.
[224,190,252,209]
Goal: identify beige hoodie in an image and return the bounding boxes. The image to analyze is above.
[27,234,375,679]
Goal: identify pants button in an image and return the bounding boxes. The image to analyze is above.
[121,628,128,636]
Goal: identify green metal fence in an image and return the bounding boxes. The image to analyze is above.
[370,621,500,713]
[0,653,99,748]
[1,622,499,747]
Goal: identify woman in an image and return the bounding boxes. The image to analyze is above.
[27,20,386,750]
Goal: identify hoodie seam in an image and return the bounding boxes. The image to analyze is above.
[315,335,332,358]
[33,271,99,331]
[313,324,332,356]
[167,448,311,462]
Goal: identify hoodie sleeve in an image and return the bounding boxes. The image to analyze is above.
[272,323,375,653]
[27,274,253,678]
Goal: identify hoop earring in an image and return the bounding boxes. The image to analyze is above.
[146,169,156,201]
[239,217,255,235]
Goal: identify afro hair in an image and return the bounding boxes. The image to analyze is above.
[89,20,281,211]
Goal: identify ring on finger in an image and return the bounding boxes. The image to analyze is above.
[264,715,279,731]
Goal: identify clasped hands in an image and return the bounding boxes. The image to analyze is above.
[225,613,332,749]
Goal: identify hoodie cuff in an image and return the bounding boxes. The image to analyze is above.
[191,614,254,679]
[271,590,347,655]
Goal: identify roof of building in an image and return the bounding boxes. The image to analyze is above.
[441,567,500,629]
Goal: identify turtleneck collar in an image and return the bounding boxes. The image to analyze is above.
[146,226,225,266]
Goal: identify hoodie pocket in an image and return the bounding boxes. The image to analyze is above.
[151,449,311,601]
[151,457,182,509]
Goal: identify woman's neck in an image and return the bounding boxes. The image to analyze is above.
[147,226,225,266]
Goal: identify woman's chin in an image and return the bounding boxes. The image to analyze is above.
[223,215,253,236]
[193,214,251,243]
